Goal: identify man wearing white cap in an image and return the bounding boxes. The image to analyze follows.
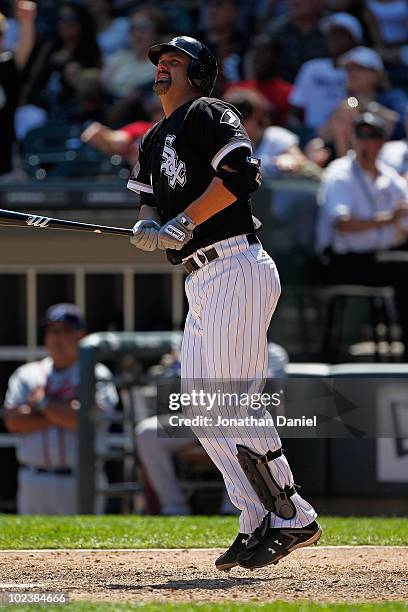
[289,12,363,132]
[340,45,385,73]
[320,45,408,153]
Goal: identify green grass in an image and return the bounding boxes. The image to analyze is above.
[4,602,408,612]
[0,515,407,549]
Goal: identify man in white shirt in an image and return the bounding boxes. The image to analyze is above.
[381,112,408,180]
[3,303,118,514]
[317,111,408,358]
[381,138,408,178]
[289,12,363,131]
[223,88,310,177]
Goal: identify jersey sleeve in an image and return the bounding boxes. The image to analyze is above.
[126,124,159,203]
[3,367,30,409]
[194,99,253,171]
[127,148,153,196]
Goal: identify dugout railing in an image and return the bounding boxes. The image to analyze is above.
[78,331,182,514]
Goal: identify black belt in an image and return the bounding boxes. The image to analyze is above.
[183,233,260,274]
[23,466,73,476]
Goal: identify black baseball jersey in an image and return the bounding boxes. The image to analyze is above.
[127,96,257,264]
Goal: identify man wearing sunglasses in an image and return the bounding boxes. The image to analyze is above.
[317,111,408,359]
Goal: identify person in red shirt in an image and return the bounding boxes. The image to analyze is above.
[81,95,162,165]
[81,119,153,165]
[226,33,292,126]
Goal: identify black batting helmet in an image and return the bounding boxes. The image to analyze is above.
[148,36,218,96]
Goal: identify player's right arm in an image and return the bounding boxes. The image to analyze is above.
[127,130,163,250]
[4,404,49,434]
[3,371,49,434]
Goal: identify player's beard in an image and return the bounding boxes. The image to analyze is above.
[153,77,172,96]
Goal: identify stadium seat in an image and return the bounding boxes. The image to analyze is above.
[21,122,128,180]
[321,285,399,363]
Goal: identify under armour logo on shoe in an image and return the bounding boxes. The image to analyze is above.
[268,539,281,553]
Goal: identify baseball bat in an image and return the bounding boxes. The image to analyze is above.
[0,208,133,237]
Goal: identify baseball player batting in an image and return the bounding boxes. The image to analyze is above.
[128,35,321,571]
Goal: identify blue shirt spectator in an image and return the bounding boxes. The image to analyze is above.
[86,0,130,59]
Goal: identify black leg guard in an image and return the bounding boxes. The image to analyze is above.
[236,444,297,520]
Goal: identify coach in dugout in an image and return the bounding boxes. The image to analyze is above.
[3,303,118,514]
[317,111,408,360]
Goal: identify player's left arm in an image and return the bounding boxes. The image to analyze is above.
[43,400,79,432]
[158,148,261,249]
[185,147,261,224]
[158,100,261,251]
[183,175,236,224]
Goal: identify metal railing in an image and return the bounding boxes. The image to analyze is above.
[78,331,183,513]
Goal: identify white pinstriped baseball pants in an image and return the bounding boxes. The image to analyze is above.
[181,234,317,534]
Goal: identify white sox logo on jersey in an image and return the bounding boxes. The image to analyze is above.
[26,215,51,227]
[161,135,186,189]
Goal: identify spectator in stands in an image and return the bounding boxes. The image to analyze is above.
[87,0,130,59]
[20,1,101,122]
[198,0,248,94]
[223,88,321,179]
[81,94,163,166]
[362,0,408,89]
[72,68,109,125]
[102,5,165,99]
[135,346,197,516]
[323,0,374,44]
[0,1,36,176]
[289,12,362,133]
[319,46,408,158]
[227,33,293,126]
[3,0,58,50]
[341,46,408,136]
[316,111,408,359]
[267,0,327,83]
[3,303,118,514]
[2,1,21,52]
[380,111,408,181]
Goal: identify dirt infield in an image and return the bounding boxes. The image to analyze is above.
[1,547,407,604]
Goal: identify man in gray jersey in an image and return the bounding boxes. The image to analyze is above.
[3,303,118,514]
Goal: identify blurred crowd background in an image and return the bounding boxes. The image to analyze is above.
[1,0,408,181]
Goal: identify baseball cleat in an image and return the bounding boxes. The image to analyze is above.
[236,516,322,570]
[215,532,249,572]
